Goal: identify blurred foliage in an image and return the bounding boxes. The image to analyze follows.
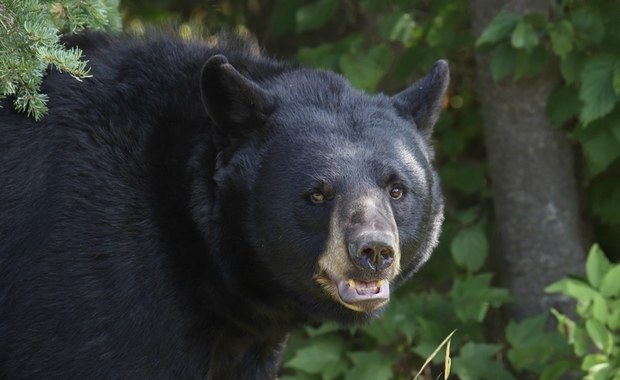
[0,0,121,119]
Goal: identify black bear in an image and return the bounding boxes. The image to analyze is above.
[0,33,448,379]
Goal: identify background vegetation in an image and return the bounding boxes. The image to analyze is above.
[2,0,619,379]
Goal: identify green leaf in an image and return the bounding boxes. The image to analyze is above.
[511,20,539,51]
[439,162,485,194]
[458,341,503,359]
[591,293,610,325]
[608,299,620,330]
[514,46,548,80]
[572,325,590,357]
[321,360,349,380]
[540,360,571,380]
[613,119,620,142]
[587,363,613,380]
[450,274,512,322]
[506,314,547,347]
[339,44,393,91]
[547,20,574,58]
[297,43,340,71]
[522,13,548,29]
[581,128,620,176]
[545,278,598,303]
[571,6,605,44]
[297,34,363,71]
[600,265,620,298]
[295,0,339,33]
[362,303,415,344]
[439,127,467,157]
[490,43,517,82]
[586,244,612,289]
[476,12,521,48]
[345,351,395,380]
[284,336,346,377]
[613,65,620,95]
[450,224,488,272]
[582,354,608,371]
[379,11,416,44]
[550,308,573,337]
[579,54,620,124]
[454,207,481,226]
[560,52,587,85]
[590,177,620,225]
[585,319,614,353]
[426,11,457,49]
[550,309,590,357]
[452,343,517,380]
[506,314,570,373]
[411,313,459,359]
[545,279,569,294]
[547,85,580,127]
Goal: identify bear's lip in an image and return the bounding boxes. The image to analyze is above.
[336,279,390,304]
[315,270,391,312]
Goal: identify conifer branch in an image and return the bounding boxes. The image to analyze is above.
[0,0,120,120]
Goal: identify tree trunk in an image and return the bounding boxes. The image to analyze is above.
[469,0,587,320]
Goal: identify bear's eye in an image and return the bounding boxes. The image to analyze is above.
[389,185,404,200]
[309,190,326,204]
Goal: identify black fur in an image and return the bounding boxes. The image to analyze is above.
[0,33,448,379]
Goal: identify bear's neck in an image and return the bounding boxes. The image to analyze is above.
[189,141,308,318]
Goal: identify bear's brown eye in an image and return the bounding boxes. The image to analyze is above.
[389,185,404,200]
[309,190,325,204]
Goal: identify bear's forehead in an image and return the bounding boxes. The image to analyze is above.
[265,84,429,180]
[274,99,408,136]
[264,120,428,186]
[275,108,417,152]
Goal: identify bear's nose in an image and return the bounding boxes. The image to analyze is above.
[348,234,395,272]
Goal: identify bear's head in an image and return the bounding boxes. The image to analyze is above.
[200,55,448,324]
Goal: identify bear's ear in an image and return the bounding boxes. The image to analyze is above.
[391,60,449,139]
[200,54,275,137]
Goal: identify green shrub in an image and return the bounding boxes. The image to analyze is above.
[546,244,620,380]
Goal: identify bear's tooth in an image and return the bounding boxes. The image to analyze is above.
[348,279,356,288]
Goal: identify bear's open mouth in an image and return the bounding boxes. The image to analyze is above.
[336,278,390,304]
[314,269,392,312]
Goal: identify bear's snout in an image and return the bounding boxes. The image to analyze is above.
[314,192,405,313]
[347,232,396,272]
[342,193,401,276]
